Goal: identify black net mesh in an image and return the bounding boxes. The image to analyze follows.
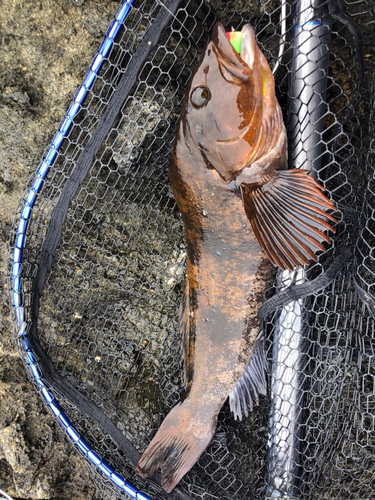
[8,0,375,499]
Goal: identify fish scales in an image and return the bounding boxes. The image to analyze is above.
[136,22,337,492]
[171,160,271,390]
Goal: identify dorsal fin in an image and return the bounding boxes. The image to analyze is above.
[179,279,195,389]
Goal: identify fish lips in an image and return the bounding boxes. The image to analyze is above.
[212,22,260,77]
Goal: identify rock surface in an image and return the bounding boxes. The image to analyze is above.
[0,1,121,498]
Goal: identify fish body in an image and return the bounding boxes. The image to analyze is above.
[137,23,336,492]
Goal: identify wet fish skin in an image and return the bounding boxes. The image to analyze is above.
[136,22,336,492]
[137,167,271,491]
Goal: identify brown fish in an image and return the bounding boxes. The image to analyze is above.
[136,22,336,492]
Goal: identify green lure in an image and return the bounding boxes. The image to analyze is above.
[226,31,243,54]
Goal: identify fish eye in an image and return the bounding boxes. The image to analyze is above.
[191,86,210,108]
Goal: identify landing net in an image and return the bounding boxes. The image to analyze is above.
[8,0,375,499]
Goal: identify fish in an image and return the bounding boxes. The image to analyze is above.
[136,22,337,492]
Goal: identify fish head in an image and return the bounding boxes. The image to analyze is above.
[180,22,285,182]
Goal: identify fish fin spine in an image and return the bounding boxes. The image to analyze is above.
[180,278,195,389]
[229,336,267,420]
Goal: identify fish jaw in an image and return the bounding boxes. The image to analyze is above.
[214,23,259,72]
[239,23,271,76]
[240,24,258,70]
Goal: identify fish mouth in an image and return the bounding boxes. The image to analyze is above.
[210,22,263,146]
[212,22,259,73]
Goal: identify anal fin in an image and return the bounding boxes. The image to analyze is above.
[229,335,267,420]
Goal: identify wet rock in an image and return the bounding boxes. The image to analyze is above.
[0,0,118,498]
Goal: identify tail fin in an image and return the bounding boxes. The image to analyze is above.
[136,402,216,493]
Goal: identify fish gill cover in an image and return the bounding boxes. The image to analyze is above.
[7,0,375,499]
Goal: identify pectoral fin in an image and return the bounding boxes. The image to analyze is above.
[241,169,338,271]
